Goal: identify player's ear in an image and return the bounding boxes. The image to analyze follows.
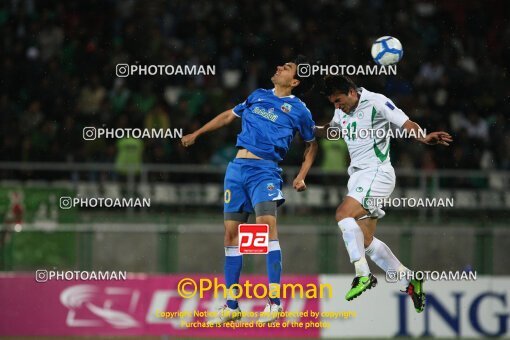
[291,78,300,88]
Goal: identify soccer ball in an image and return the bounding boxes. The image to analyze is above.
[371,36,403,65]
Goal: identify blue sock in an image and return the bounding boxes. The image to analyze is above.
[267,240,282,305]
[224,246,243,309]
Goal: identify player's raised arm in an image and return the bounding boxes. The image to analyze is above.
[181,109,238,147]
[293,101,319,192]
[293,139,318,192]
[401,120,453,146]
[377,96,453,147]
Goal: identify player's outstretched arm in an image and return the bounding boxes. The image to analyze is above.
[402,120,453,146]
[181,109,238,147]
[293,140,318,192]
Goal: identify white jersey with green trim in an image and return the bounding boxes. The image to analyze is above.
[329,88,409,175]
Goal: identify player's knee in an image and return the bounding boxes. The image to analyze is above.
[364,234,374,248]
[257,216,278,238]
[336,206,354,222]
[336,199,368,221]
[255,210,277,239]
[224,228,238,244]
[256,215,274,225]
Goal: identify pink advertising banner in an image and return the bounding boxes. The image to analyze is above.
[0,273,320,337]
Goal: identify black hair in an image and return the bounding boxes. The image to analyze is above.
[291,54,314,96]
[321,75,358,96]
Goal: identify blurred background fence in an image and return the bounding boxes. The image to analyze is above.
[1,162,508,275]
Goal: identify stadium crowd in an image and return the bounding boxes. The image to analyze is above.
[1,0,509,172]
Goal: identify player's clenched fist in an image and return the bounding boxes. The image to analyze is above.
[293,177,306,192]
[181,133,197,147]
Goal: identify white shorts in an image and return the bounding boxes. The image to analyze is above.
[347,164,395,219]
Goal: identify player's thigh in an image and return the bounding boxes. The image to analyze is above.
[224,162,253,215]
[346,168,378,208]
[367,166,396,198]
[337,168,391,220]
[344,167,394,218]
[223,162,252,246]
[250,180,285,209]
[248,166,283,238]
[254,201,278,239]
[362,166,396,218]
[245,161,285,206]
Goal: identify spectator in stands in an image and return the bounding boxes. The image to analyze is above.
[114,116,143,179]
[77,75,106,116]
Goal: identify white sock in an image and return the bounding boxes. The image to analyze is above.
[354,257,370,277]
[365,237,411,286]
[338,218,370,276]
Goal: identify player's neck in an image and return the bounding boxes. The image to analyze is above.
[273,86,292,98]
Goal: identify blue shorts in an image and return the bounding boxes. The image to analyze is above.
[223,158,285,213]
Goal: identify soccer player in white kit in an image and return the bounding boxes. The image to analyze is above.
[315,75,452,312]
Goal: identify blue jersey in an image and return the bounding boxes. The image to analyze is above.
[232,88,316,162]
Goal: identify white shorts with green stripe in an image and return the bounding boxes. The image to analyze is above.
[346,164,395,219]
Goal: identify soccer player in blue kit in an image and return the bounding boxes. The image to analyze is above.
[181,57,318,324]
